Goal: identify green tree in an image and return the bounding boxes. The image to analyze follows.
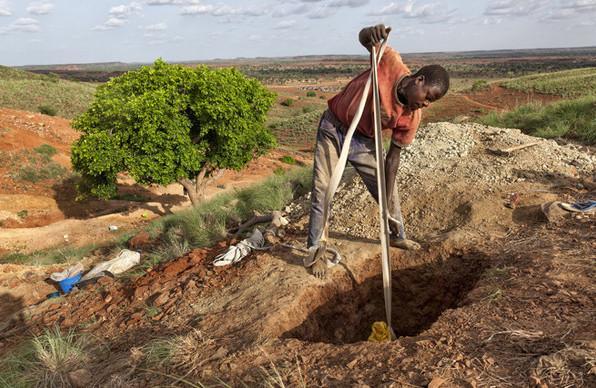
[71,59,276,205]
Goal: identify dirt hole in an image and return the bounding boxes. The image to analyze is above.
[285,252,487,344]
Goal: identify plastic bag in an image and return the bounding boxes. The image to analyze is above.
[81,249,140,281]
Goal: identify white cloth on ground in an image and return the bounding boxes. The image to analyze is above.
[213,229,264,267]
[50,263,85,282]
[81,249,141,281]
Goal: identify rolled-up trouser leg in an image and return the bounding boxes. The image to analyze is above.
[348,134,406,240]
[307,112,342,248]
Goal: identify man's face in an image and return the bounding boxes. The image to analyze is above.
[404,76,443,111]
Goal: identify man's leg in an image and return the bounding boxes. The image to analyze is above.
[307,111,342,275]
[347,135,419,249]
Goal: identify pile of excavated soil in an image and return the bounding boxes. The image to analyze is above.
[1,122,594,387]
[286,122,594,242]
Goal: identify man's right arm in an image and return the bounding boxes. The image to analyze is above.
[359,24,392,52]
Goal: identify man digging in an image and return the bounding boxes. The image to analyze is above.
[307,24,450,278]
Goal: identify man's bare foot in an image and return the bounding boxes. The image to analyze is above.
[390,237,421,250]
[311,259,327,279]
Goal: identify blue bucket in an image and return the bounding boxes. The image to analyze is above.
[58,272,83,294]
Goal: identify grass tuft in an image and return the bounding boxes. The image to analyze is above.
[479,95,596,144]
[0,327,89,388]
[39,105,57,116]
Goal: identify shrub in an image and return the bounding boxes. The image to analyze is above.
[471,79,489,92]
[38,105,57,116]
[34,144,58,161]
[280,155,297,165]
[71,59,276,205]
[0,327,89,387]
[280,98,294,107]
[302,105,317,114]
[306,91,316,97]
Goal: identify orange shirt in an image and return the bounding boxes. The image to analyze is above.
[328,47,421,146]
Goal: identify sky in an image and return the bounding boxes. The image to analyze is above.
[0,0,595,66]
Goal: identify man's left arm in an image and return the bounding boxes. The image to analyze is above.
[385,141,401,211]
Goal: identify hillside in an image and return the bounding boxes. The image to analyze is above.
[0,66,96,119]
[502,67,596,97]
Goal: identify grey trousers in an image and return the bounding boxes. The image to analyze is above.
[307,110,406,248]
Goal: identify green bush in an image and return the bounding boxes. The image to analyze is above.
[471,80,489,92]
[38,105,57,116]
[34,144,57,161]
[16,162,67,182]
[306,91,316,97]
[71,59,276,204]
[302,105,317,114]
[479,95,596,144]
[280,98,294,107]
[280,155,296,165]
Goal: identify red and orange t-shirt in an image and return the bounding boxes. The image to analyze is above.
[328,47,421,147]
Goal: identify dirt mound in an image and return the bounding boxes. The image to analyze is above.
[1,122,594,387]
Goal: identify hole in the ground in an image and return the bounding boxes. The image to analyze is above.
[284,252,487,344]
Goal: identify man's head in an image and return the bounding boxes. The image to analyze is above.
[398,65,450,111]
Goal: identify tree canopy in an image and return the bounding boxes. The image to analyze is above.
[71,59,276,204]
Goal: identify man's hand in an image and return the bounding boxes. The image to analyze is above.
[359,24,391,51]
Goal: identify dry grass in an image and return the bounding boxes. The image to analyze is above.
[0,327,89,388]
[533,342,596,387]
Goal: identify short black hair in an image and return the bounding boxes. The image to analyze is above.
[414,65,450,98]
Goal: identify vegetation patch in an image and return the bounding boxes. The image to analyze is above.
[268,109,323,147]
[479,95,596,144]
[470,79,490,92]
[502,67,596,98]
[0,78,96,119]
[280,98,294,107]
[34,144,58,161]
[279,155,297,165]
[0,327,89,388]
[38,105,57,116]
[16,162,67,183]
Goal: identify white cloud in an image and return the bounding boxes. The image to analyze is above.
[368,1,459,24]
[180,3,213,14]
[561,0,596,12]
[0,0,11,16]
[144,22,168,31]
[0,17,41,34]
[180,2,266,17]
[274,19,296,29]
[94,2,142,31]
[272,4,309,17]
[484,0,546,17]
[93,17,128,31]
[145,0,180,4]
[27,1,54,15]
[308,6,337,18]
[110,2,142,17]
[328,0,369,7]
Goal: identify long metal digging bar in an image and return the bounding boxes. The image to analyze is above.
[371,44,396,340]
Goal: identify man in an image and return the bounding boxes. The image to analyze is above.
[307,24,450,278]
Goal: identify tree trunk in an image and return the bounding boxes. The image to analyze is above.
[178,166,223,206]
